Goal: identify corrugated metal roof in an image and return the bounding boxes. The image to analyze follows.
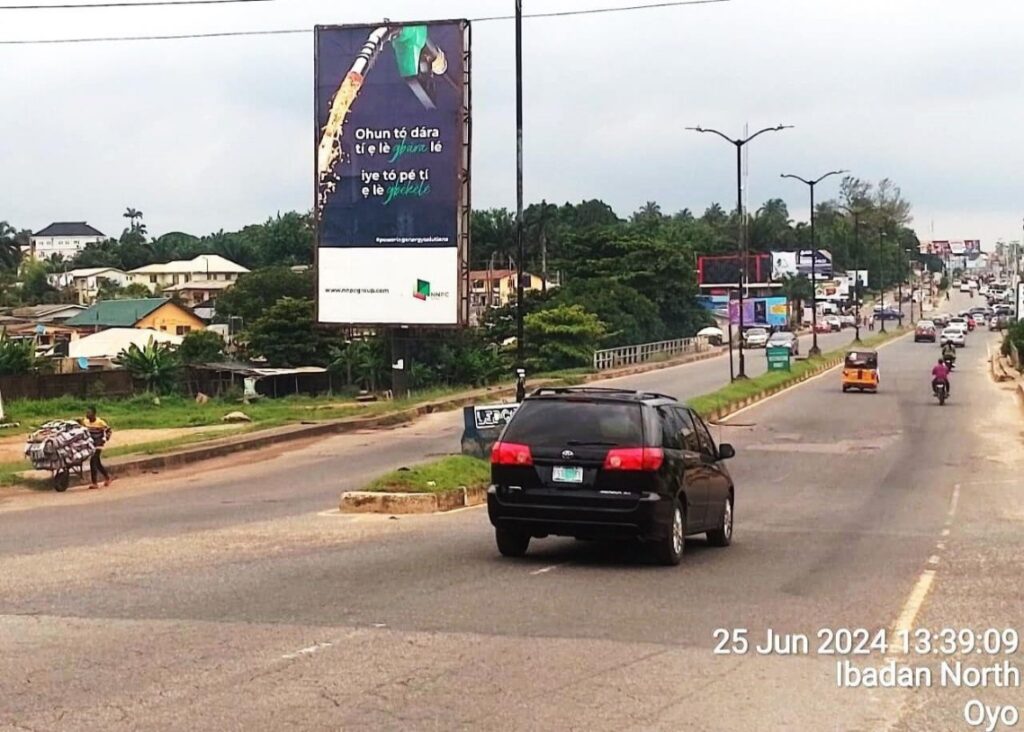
[64,298,170,327]
[33,222,105,238]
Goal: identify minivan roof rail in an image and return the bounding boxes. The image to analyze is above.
[529,386,677,401]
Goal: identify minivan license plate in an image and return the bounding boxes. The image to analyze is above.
[552,466,583,484]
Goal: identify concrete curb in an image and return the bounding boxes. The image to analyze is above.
[340,485,487,514]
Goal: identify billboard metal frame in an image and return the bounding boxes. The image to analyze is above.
[312,19,472,329]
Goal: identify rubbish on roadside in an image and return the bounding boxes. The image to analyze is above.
[195,392,210,405]
[222,411,252,423]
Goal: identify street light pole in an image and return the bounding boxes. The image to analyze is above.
[514,0,526,403]
[853,212,862,342]
[879,230,887,334]
[688,124,793,379]
[780,169,847,356]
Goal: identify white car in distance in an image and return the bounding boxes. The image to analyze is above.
[941,327,966,347]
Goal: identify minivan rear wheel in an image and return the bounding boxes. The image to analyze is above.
[707,494,733,547]
[654,499,685,566]
[495,527,530,558]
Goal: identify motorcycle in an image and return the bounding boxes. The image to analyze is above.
[933,380,949,406]
[943,355,956,371]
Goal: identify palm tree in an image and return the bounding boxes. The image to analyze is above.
[631,201,663,224]
[123,207,144,233]
[0,221,22,272]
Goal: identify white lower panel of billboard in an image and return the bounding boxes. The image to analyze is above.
[318,247,459,325]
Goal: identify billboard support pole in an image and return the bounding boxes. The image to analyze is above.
[853,212,862,342]
[727,321,735,381]
[514,0,526,402]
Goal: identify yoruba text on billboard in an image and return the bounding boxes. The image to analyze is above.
[315,21,469,325]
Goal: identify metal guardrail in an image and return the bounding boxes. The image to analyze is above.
[592,336,711,371]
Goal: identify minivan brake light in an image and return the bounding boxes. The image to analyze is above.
[603,447,664,471]
[491,441,534,466]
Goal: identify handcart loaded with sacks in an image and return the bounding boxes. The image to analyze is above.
[24,420,96,492]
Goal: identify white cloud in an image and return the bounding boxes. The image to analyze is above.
[2,0,1024,246]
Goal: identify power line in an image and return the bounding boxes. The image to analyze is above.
[0,0,730,45]
[1,0,271,8]
[473,0,729,22]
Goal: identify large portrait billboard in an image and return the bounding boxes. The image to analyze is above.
[315,21,470,325]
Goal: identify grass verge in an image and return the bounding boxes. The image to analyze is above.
[690,327,906,417]
[365,456,489,494]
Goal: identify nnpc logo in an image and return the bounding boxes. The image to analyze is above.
[413,279,450,300]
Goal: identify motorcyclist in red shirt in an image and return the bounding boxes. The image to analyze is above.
[932,358,951,396]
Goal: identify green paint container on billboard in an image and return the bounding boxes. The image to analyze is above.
[766,346,791,372]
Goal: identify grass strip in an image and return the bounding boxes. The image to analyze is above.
[365,456,490,494]
[690,328,906,417]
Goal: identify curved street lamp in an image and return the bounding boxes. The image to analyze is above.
[688,124,793,379]
[780,170,848,356]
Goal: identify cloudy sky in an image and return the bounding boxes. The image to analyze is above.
[2,0,1023,248]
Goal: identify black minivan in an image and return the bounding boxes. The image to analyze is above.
[486,387,736,565]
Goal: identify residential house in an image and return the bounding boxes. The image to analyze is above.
[27,222,106,261]
[48,267,130,305]
[68,328,183,366]
[128,255,249,294]
[159,280,234,309]
[468,269,553,324]
[10,304,87,324]
[65,298,205,336]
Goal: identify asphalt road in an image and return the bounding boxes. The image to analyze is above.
[0,327,858,556]
[3,298,1022,731]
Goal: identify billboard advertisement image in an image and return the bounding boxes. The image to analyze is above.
[729,297,789,327]
[771,250,832,280]
[315,21,470,325]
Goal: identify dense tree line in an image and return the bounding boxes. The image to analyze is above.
[2,176,924,382]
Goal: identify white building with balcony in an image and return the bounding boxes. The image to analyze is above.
[28,222,106,261]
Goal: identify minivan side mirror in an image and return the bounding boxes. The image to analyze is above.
[717,443,736,460]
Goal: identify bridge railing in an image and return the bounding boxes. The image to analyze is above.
[592,336,712,371]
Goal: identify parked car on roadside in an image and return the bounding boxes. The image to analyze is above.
[766,330,800,355]
[915,321,936,342]
[839,314,857,328]
[487,387,737,565]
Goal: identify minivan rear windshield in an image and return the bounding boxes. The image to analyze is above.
[502,400,644,447]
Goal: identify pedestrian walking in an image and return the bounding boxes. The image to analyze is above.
[80,406,112,489]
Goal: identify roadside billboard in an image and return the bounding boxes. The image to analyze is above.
[314,21,470,325]
[697,254,772,286]
[847,269,869,290]
[728,296,788,327]
[771,250,832,280]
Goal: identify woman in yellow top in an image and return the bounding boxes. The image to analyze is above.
[80,406,113,489]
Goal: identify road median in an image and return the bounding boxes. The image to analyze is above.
[693,327,908,422]
[340,456,489,514]
[5,344,725,491]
